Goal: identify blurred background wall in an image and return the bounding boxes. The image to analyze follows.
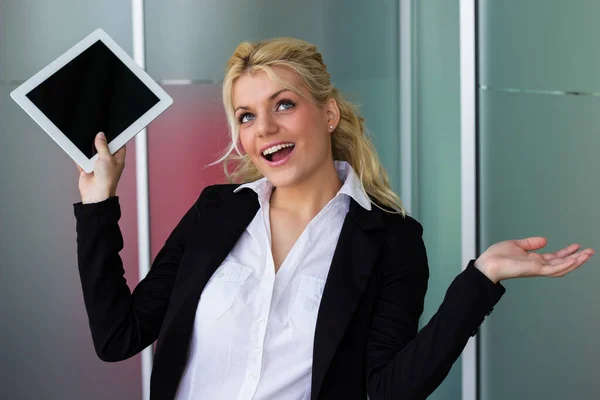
[478,0,600,398]
[0,1,598,399]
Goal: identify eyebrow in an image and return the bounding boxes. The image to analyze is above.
[234,89,291,113]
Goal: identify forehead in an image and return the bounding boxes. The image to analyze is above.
[232,66,304,107]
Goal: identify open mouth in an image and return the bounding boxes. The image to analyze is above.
[262,143,295,163]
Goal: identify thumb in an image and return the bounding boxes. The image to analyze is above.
[94,132,111,157]
[515,236,547,251]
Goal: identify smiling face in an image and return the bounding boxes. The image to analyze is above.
[232,66,339,189]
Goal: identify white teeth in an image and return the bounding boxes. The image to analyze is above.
[262,143,295,156]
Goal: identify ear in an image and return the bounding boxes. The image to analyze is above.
[324,98,340,133]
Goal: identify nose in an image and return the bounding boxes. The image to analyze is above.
[255,111,279,138]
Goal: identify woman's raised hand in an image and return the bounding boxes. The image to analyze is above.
[475,237,595,284]
[76,132,126,204]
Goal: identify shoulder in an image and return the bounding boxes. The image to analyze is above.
[196,183,239,200]
[375,210,429,278]
[196,183,242,201]
[379,210,424,242]
[194,183,257,207]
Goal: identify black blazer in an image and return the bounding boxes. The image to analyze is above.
[74,184,505,400]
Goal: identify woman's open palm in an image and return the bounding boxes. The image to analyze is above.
[475,237,595,283]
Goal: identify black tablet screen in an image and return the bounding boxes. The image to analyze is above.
[26,40,160,159]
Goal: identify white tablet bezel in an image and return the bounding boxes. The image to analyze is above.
[10,28,173,172]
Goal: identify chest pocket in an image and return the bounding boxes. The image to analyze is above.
[198,261,253,319]
[289,275,326,336]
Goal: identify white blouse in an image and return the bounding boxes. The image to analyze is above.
[175,161,372,400]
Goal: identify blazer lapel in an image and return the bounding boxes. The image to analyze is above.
[172,189,260,309]
[151,188,259,399]
[311,200,385,400]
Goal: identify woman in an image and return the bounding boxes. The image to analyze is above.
[74,38,594,400]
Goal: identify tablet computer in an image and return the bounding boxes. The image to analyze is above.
[10,28,173,172]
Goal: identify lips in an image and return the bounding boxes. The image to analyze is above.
[260,142,295,166]
[260,141,294,154]
[260,141,295,161]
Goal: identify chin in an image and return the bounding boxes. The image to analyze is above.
[263,173,298,189]
[260,167,303,189]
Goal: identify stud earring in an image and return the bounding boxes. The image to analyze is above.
[329,125,334,130]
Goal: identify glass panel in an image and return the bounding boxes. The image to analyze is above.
[0,83,142,400]
[479,0,600,92]
[0,1,141,398]
[145,1,323,83]
[147,84,228,259]
[413,0,463,398]
[0,0,134,82]
[478,89,600,399]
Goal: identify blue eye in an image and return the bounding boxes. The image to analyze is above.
[238,100,294,124]
[277,100,295,111]
[239,113,255,124]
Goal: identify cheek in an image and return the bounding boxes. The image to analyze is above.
[238,129,265,165]
[303,123,330,150]
[288,112,326,143]
[238,129,253,154]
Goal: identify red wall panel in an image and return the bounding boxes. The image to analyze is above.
[147,84,229,261]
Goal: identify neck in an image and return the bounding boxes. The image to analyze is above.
[270,161,342,220]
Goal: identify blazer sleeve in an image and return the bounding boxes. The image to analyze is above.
[365,218,505,400]
[73,187,210,362]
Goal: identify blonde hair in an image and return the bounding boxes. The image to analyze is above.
[218,37,406,216]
